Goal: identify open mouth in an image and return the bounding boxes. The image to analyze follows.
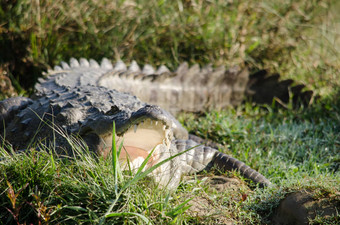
[100,118,173,170]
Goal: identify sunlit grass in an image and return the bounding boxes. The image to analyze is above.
[0,132,182,223]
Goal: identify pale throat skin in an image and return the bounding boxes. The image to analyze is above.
[99,118,173,171]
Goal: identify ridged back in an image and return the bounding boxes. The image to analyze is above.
[38,58,249,115]
[38,58,313,116]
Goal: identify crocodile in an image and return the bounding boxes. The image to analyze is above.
[37,58,313,116]
[0,67,271,189]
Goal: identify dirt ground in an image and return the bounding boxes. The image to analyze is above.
[181,175,339,224]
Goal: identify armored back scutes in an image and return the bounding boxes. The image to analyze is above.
[38,58,250,115]
[38,58,313,115]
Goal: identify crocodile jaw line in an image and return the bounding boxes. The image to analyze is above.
[101,118,172,169]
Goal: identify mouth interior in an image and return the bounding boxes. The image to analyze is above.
[102,118,172,169]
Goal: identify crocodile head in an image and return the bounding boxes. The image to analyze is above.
[79,104,175,169]
[0,84,186,174]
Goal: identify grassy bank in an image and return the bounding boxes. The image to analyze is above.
[0,0,339,224]
[0,94,339,224]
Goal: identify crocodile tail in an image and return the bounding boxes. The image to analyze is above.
[175,139,271,187]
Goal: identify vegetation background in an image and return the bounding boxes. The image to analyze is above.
[0,0,339,224]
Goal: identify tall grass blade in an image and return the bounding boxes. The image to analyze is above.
[111,121,119,195]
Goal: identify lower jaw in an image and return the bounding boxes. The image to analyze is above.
[119,145,156,167]
[118,144,166,171]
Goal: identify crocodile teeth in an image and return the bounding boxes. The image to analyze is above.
[134,124,138,133]
[163,125,166,131]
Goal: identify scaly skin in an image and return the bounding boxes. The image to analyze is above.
[37,58,249,115]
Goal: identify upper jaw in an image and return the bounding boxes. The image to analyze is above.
[122,105,173,134]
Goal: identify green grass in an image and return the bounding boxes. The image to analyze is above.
[0,132,192,224]
[0,0,339,224]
